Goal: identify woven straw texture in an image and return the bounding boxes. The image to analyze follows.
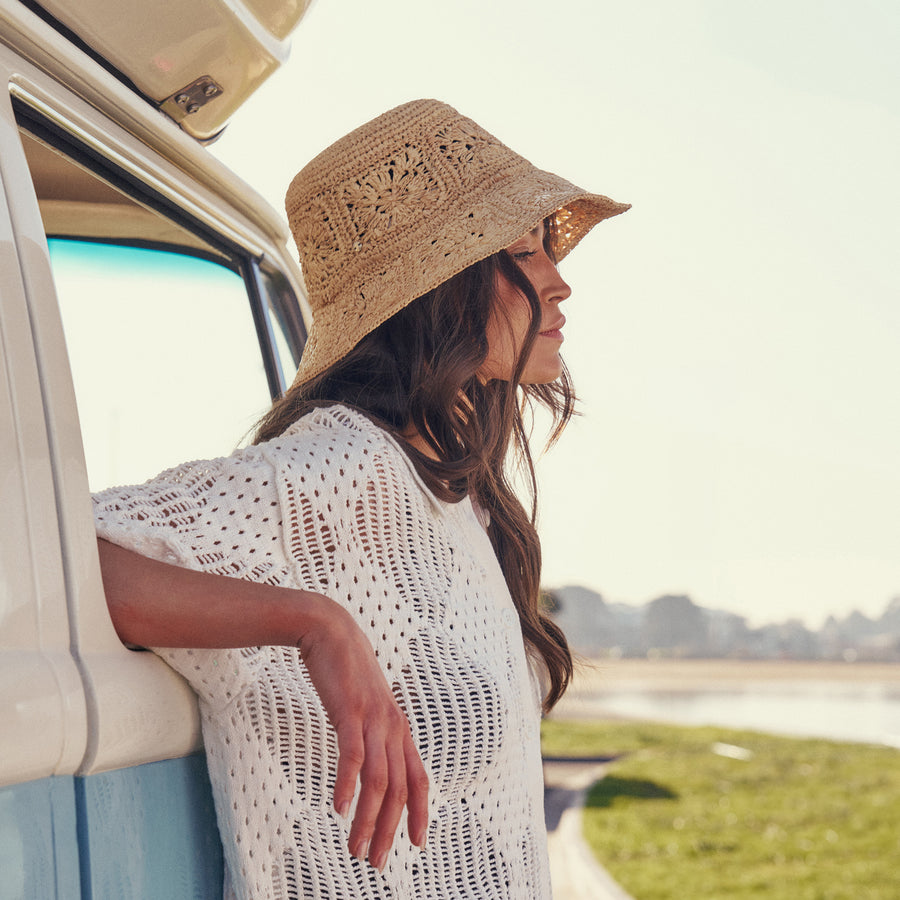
[286,98,630,386]
[93,406,551,899]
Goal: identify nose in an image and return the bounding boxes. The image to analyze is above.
[541,256,572,304]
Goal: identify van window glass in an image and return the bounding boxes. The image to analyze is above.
[48,239,270,490]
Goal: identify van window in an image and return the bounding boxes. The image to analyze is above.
[48,239,270,489]
[18,122,294,489]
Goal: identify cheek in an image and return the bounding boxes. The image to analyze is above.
[480,319,514,381]
[481,301,532,381]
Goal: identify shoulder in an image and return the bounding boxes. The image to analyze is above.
[273,404,390,455]
[262,405,406,480]
[262,404,443,516]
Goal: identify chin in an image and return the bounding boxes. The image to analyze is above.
[520,361,564,385]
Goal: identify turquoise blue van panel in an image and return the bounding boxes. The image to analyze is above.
[0,776,80,900]
[75,754,224,900]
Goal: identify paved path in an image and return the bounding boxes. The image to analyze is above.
[543,758,635,900]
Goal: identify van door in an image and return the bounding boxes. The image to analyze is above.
[1,38,305,898]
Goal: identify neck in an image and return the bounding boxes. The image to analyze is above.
[403,427,441,462]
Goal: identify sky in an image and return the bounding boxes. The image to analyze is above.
[210,0,900,628]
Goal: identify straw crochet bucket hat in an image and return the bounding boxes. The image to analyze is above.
[286,99,630,387]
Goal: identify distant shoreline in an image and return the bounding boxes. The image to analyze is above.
[568,657,900,692]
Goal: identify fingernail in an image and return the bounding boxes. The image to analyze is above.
[372,850,387,871]
[355,839,370,861]
[337,800,350,819]
[415,828,427,849]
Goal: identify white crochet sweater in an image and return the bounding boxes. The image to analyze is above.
[93,405,552,899]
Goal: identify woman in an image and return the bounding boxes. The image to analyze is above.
[94,99,629,898]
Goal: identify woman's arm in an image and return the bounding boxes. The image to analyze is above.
[97,537,428,871]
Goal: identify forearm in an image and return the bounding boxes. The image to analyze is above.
[97,537,328,650]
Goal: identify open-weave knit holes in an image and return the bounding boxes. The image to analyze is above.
[248,658,333,807]
[430,806,508,897]
[285,818,384,900]
[93,405,552,898]
[282,468,337,587]
[401,631,501,799]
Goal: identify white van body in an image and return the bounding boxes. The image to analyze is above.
[0,2,311,895]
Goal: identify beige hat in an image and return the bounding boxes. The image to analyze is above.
[285,99,630,387]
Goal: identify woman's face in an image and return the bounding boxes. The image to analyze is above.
[479,222,572,384]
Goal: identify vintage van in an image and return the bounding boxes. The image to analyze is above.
[0,2,313,896]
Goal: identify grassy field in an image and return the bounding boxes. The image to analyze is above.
[542,719,900,900]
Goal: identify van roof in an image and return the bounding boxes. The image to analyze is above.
[21,0,314,140]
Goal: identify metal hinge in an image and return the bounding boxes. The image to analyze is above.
[161,76,224,122]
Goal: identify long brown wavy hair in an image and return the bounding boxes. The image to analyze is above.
[254,220,574,710]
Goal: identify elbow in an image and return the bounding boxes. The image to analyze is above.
[96,537,147,647]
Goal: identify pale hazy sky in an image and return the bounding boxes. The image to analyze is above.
[211,0,900,627]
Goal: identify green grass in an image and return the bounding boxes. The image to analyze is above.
[542,719,900,900]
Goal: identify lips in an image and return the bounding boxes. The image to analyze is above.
[540,316,566,339]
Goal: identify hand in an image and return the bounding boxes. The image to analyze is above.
[297,593,429,870]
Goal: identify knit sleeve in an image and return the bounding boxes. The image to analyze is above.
[92,444,295,703]
[93,447,291,582]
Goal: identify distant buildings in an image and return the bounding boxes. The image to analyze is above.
[546,587,900,662]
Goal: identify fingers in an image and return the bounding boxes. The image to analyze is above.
[362,732,407,871]
[333,726,364,821]
[335,714,429,871]
[403,731,430,849]
[347,738,388,864]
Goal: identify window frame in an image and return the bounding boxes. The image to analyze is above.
[15,99,302,401]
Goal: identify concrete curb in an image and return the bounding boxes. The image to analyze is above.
[544,758,635,900]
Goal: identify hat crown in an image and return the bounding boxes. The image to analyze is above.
[285,100,522,313]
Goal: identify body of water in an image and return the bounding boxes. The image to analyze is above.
[559,671,900,748]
